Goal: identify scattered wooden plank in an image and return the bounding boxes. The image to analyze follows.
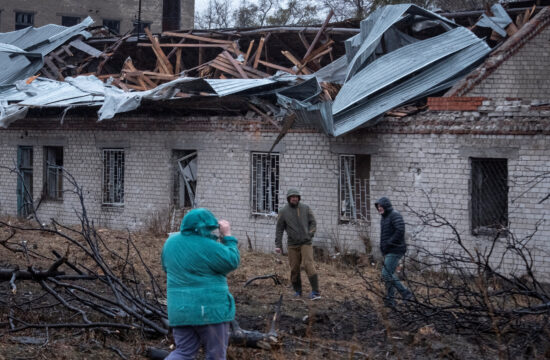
[210,60,242,78]
[122,58,147,89]
[144,27,174,74]
[222,51,248,79]
[302,40,334,64]
[302,9,334,62]
[216,56,268,78]
[138,43,229,49]
[175,48,182,74]
[253,37,265,69]
[281,51,311,75]
[298,30,311,51]
[162,32,235,44]
[44,57,64,81]
[257,60,295,74]
[245,40,255,62]
[122,70,177,81]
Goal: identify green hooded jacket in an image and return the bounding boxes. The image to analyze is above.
[161,208,240,326]
[275,189,317,248]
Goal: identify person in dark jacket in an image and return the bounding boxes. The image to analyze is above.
[375,197,412,307]
[275,188,320,300]
[162,208,240,360]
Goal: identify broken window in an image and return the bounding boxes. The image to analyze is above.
[339,154,371,223]
[43,146,63,200]
[103,19,120,34]
[17,146,33,217]
[15,12,34,30]
[61,16,80,27]
[251,152,279,215]
[132,21,152,34]
[173,150,197,209]
[102,149,124,205]
[471,158,508,235]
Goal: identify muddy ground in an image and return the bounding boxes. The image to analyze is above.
[0,223,540,359]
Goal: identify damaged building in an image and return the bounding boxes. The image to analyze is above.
[0,3,549,279]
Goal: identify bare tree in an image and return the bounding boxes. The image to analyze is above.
[195,0,233,29]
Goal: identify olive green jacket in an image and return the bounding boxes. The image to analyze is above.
[275,202,316,248]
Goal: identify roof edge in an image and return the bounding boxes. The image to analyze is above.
[445,6,550,97]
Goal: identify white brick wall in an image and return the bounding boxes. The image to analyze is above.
[0,110,548,279]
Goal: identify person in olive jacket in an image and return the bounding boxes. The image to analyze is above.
[162,208,240,360]
[375,197,412,307]
[275,188,320,300]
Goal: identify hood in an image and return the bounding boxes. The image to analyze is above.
[286,188,301,202]
[180,208,219,239]
[375,197,393,215]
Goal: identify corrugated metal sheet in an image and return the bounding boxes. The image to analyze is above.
[204,78,277,96]
[332,41,491,136]
[0,17,93,86]
[333,27,483,115]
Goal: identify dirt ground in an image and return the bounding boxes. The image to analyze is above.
[0,223,519,359]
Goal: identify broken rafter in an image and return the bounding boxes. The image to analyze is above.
[222,51,248,79]
[248,104,282,130]
[162,31,235,45]
[253,36,266,69]
[244,40,255,62]
[257,59,295,74]
[144,27,174,75]
[302,9,334,62]
[281,51,312,75]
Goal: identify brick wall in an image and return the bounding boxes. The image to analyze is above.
[0,0,194,33]
[467,25,550,98]
[0,102,549,279]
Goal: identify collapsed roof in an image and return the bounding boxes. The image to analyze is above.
[0,3,542,135]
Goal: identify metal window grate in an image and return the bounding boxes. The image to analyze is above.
[103,149,125,205]
[339,155,370,222]
[251,152,279,215]
[44,147,63,200]
[15,12,34,30]
[471,158,508,234]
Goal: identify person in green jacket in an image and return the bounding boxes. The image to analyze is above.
[162,208,240,360]
[275,188,321,300]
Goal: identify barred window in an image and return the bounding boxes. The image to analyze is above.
[44,147,63,200]
[471,158,508,235]
[15,12,34,30]
[339,154,371,222]
[103,149,124,205]
[103,19,120,34]
[61,16,80,27]
[251,152,279,215]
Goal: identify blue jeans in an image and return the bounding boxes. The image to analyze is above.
[166,322,230,360]
[381,253,410,305]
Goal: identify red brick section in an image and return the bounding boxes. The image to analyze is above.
[427,97,486,111]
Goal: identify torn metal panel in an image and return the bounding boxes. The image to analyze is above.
[332,41,490,136]
[333,27,485,115]
[475,4,513,37]
[69,39,103,57]
[344,4,458,82]
[0,17,93,86]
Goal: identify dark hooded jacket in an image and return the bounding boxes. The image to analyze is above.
[275,189,316,248]
[375,197,406,256]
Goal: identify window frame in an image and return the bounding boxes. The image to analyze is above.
[250,152,280,216]
[102,19,121,34]
[43,146,63,201]
[61,16,81,27]
[338,154,371,223]
[15,12,34,30]
[102,148,125,206]
[470,157,509,236]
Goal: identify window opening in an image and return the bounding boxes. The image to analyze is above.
[251,152,279,215]
[471,158,508,235]
[44,146,63,200]
[339,154,371,222]
[103,149,124,205]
